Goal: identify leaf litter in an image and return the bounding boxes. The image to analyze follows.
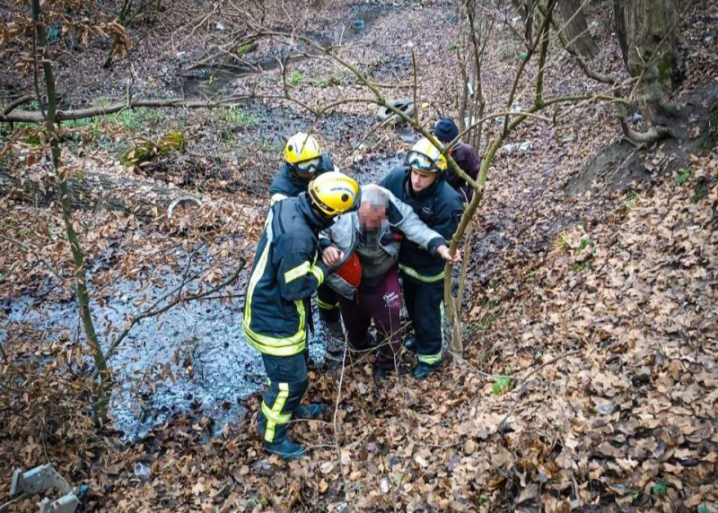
[1,0,717,511]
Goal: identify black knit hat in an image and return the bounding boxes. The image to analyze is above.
[434,118,459,144]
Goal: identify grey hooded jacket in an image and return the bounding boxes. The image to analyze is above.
[320,184,445,298]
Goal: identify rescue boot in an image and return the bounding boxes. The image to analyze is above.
[264,439,306,461]
[412,361,442,380]
[319,307,341,325]
[295,403,325,419]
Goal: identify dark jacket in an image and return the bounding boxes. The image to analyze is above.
[447,142,480,203]
[380,167,462,283]
[243,194,331,356]
[268,155,335,205]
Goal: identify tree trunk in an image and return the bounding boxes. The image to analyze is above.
[614,0,683,125]
[30,0,111,424]
[0,164,194,219]
[511,0,535,42]
[557,0,598,58]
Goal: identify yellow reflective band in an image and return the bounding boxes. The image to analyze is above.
[244,241,272,331]
[316,298,339,310]
[270,193,288,206]
[262,401,291,424]
[264,383,290,442]
[284,261,311,284]
[243,322,306,356]
[284,261,324,286]
[418,351,443,365]
[310,265,324,285]
[296,298,305,335]
[399,264,445,283]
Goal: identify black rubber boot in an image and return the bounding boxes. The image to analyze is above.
[264,439,306,461]
[412,361,442,380]
[295,403,324,419]
[404,337,416,351]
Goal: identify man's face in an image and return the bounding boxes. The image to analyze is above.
[358,203,386,232]
[410,168,437,192]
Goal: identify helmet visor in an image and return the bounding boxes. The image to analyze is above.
[294,157,322,179]
[406,151,439,173]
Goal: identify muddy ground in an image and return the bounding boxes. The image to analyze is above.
[1,0,717,511]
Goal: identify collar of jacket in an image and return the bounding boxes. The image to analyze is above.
[402,165,445,200]
[297,192,334,231]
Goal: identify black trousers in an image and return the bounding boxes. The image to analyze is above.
[257,353,308,443]
[402,276,444,365]
[317,284,340,323]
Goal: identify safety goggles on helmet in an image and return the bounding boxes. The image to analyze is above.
[293,156,322,179]
[406,150,441,173]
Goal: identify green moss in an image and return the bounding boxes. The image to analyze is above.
[235,42,258,56]
[120,131,185,167]
[24,132,42,146]
[656,59,673,88]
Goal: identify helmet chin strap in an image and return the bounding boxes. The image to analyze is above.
[309,202,335,226]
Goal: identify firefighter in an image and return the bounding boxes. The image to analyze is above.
[269,132,341,326]
[380,138,463,380]
[320,185,460,381]
[244,171,360,460]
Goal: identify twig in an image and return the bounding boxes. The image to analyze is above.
[411,49,419,126]
[106,259,245,359]
[0,234,65,283]
[2,95,34,116]
[0,493,29,512]
[333,337,350,502]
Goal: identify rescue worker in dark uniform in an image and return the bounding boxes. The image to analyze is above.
[380,138,463,380]
[244,171,360,460]
[268,132,342,326]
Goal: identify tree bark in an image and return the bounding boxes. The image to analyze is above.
[557,0,598,58]
[0,162,195,219]
[614,0,683,124]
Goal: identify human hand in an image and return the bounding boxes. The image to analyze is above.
[437,245,461,264]
[322,246,345,267]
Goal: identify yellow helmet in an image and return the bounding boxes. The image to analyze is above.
[406,137,447,173]
[308,171,360,217]
[284,132,322,166]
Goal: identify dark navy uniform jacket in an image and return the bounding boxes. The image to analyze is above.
[380,166,462,283]
[243,194,331,356]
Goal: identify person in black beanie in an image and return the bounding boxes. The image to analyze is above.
[433,118,481,203]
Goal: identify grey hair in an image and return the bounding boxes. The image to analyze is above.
[360,185,388,210]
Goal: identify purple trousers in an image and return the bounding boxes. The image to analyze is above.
[338,265,402,370]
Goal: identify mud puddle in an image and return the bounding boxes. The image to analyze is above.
[0,248,334,441]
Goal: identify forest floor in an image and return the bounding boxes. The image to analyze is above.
[1,0,717,511]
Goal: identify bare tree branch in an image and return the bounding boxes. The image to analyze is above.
[0,95,252,124]
[106,259,246,359]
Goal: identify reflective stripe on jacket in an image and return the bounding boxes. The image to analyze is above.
[243,194,330,356]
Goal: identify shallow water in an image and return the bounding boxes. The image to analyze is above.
[0,250,331,441]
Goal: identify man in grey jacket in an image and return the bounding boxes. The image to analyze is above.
[320,185,459,379]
